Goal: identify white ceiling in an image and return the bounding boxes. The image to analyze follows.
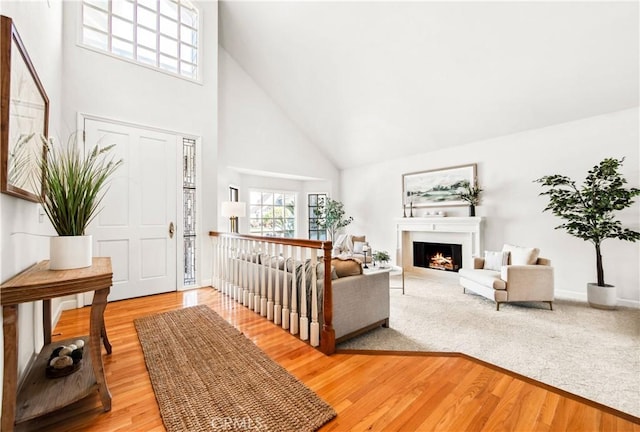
[219,1,639,170]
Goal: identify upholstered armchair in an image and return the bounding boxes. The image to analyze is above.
[459,244,554,311]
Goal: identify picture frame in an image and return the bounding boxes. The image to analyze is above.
[402,163,477,208]
[0,15,49,202]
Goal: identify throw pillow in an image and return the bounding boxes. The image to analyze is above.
[331,257,363,277]
[483,250,509,271]
[353,241,365,254]
[502,244,540,265]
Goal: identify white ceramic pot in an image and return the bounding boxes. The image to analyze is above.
[587,282,617,310]
[49,235,93,270]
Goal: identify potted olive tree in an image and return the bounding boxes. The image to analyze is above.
[38,134,122,270]
[314,197,353,242]
[535,158,640,309]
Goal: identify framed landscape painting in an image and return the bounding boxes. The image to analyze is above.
[402,163,476,207]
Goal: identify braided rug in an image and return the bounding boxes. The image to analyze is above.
[134,305,336,432]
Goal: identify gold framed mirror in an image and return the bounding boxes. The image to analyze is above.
[0,15,49,202]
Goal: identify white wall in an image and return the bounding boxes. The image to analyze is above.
[61,0,218,287]
[217,47,340,220]
[342,108,640,305]
[0,0,64,416]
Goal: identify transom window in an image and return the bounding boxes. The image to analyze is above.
[249,191,296,238]
[81,0,199,80]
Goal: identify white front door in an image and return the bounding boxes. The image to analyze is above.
[83,118,178,302]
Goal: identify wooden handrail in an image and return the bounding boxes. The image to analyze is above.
[209,231,335,355]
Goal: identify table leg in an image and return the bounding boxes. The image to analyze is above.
[2,305,18,432]
[101,316,112,354]
[90,288,112,412]
[43,299,51,346]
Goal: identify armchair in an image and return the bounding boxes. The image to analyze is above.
[459,245,554,311]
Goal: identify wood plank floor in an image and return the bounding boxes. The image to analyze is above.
[16,288,640,431]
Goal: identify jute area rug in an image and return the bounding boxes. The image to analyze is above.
[134,305,336,432]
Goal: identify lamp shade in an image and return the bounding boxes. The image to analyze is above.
[221,201,246,218]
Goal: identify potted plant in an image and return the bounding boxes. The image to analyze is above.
[314,197,353,242]
[458,181,482,216]
[535,158,640,309]
[373,250,391,268]
[38,134,122,270]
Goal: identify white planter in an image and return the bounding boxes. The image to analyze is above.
[587,282,617,310]
[50,235,93,270]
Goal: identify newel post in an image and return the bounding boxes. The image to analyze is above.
[319,241,335,355]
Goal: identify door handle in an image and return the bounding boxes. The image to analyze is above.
[169,222,175,239]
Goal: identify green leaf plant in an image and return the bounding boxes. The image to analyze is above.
[38,133,123,236]
[535,158,640,287]
[314,197,353,242]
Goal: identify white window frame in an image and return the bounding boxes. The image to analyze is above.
[249,189,297,238]
[77,0,202,84]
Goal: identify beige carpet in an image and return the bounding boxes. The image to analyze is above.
[135,305,336,432]
[338,272,640,417]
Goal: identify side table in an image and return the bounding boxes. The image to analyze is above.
[1,257,113,432]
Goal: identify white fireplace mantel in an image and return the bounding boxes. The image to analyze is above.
[395,217,484,273]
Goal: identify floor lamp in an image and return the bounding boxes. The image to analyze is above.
[221,201,246,233]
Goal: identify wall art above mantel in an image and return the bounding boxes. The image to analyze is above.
[402,163,476,208]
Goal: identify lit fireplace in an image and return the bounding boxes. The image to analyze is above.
[413,241,462,272]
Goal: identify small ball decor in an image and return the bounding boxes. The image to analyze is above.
[46,340,85,378]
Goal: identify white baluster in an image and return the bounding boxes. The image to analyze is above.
[310,249,319,347]
[282,246,291,330]
[290,246,299,335]
[274,243,282,326]
[299,247,309,341]
[256,240,264,313]
[266,242,275,320]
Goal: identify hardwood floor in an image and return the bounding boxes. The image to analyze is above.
[16,288,640,432]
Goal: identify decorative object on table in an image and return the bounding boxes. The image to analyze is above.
[0,16,49,202]
[314,197,353,241]
[402,163,477,208]
[458,179,483,216]
[373,250,391,268]
[402,204,407,218]
[38,133,123,270]
[220,201,246,233]
[362,244,370,269]
[535,157,640,309]
[46,339,85,378]
[409,201,414,217]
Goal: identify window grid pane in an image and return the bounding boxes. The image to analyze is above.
[250,190,296,238]
[81,0,198,79]
[308,193,327,240]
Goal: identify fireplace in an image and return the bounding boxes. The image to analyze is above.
[413,241,463,272]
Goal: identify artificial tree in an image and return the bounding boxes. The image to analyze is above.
[314,197,353,241]
[535,157,639,288]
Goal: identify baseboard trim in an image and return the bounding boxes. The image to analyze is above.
[52,299,79,330]
[555,290,640,308]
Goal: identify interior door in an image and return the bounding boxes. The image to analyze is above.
[83,118,178,302]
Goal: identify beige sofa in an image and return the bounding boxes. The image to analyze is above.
[239,255,389,342]
[458,244,554,311]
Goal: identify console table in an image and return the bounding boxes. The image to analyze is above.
[1,257,113,432]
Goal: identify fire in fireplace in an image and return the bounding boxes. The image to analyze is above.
[413,241,463,272]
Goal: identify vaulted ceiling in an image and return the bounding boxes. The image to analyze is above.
[219,1,639,170]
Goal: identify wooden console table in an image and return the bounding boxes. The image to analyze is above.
[1,257,113,432]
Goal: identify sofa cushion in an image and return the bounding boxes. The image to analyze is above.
[502,244,540,265]
[459,268,507,290]
[483,250,509,271]
[331,257,363,277]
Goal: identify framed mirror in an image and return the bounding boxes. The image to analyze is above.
[1,15,49,202]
